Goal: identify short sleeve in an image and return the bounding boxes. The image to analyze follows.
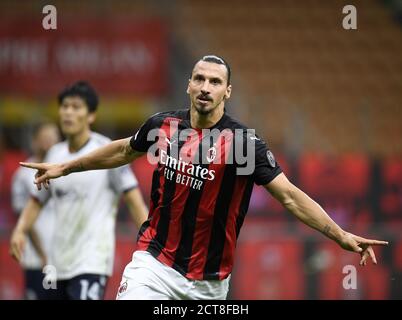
[243,130,282,185]
[246,132,282,185]
[11,169,30,214]
[109,164,138,194]
[130,113,162,152]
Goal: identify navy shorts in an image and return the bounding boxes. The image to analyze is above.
[47,274,108,300]
[24,269,50,300]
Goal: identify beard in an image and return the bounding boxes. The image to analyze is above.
[194,104,212,115]
[193,96,219,115]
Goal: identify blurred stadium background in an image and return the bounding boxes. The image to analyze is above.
[0,0,401,299]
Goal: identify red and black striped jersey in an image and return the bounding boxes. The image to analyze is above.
[130,109,282,280]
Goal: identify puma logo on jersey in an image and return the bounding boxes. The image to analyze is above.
[165,137,177,147]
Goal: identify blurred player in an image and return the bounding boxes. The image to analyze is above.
[11,121,60,299]
[13,56,388,300]
[10,81,148,300]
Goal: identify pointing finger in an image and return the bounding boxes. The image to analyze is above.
[358,239,389,246]
[20,162,46,170]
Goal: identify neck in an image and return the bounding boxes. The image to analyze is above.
[190,104,225,129]
[67,129,91,153]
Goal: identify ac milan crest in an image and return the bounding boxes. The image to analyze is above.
[206,146,217,163]
[118,280,128,295]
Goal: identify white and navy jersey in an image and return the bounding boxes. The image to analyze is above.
[32,132,138,280]
[12,157,55,270]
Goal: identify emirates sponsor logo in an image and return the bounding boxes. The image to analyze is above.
[160,149,215,190]
[160,149,215,180]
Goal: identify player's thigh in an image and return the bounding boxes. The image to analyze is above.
[66,274,108,300]
[116,265,173,300]
[116,282,172,300]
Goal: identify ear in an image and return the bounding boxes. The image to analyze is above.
[225,84,232,99]
[186,79,191,95]
[88,112,96,125]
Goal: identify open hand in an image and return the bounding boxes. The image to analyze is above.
[337,232,388,266]
[9,229,26,263]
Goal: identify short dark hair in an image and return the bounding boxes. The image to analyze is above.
[196,55,231,85]
[58,81,99,113]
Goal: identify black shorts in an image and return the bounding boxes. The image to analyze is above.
[24,269,50,300]
[47,274,108,300]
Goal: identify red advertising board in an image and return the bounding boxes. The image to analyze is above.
[0,17,167,96]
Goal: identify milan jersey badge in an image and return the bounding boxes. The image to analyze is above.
[206,146,217,163]
[118,280,128,295]
[266,150,276,168]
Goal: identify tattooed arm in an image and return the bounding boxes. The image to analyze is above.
[20,138,145,190]
[264,173,388,265]
[264,173,344,242]
[61,138,144,173]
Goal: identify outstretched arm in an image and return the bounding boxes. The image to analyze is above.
[265,173,388,265]
[21,138,144,190]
